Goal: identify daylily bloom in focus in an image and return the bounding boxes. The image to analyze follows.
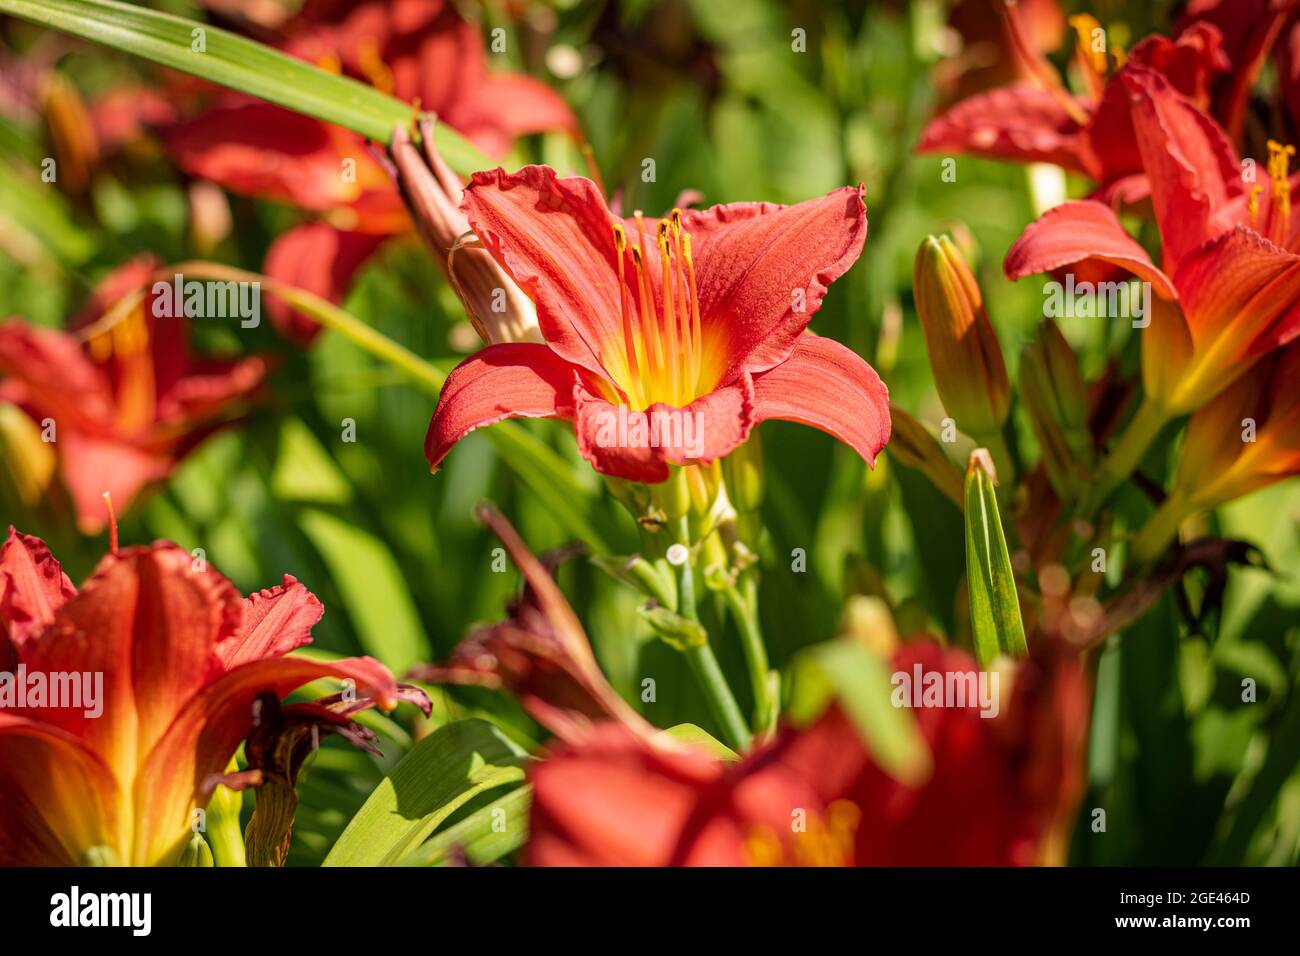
[1133,345,1300,562]
[0,528,425,865]
[1005,68,1300,501]
[919,3,1232,203]
[165,0,578,341]
[425,167,890,483]
[528,639,1089,866]
[0,258,267,532]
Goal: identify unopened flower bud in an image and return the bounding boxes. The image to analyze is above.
[913,235,1010,436]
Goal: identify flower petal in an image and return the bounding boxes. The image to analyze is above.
[0,715,122,865]
[263,223,391,343]
[0,528,75,655]
[132,653,399,865]
[460,166,630,379]
[680,185,868,378]
[1121,67,1241,273]
[750,334,891,467]
[56,431,175,534]
[572,377,756,483]
[917,83,1095,176]
[164,100,373,211]
[20,544,242,784]
[527,723,724,867]
[216,575,323,671]
[1004,200,1178,298]
[0,320,115,429]
[1174,225,1300,363]
[424,342,579,471]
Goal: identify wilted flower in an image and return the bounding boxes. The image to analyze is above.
[0,528,423,865]
[426,167,890,483]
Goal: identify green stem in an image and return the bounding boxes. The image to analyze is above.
[673,518,750,751]
[723,575,776,734]
[174,262,446,396]
[1081,397,1170,519]
[1131,491,1194,566]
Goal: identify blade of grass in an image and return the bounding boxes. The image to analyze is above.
[0,0,487,170]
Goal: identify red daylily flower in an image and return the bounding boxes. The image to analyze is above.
[1004,69,1300,416]
[1173,0,1300,144]
[424,167,890,483]
[165,0,577,341]
[528,640,1089,867]
[0,528,425,865]
[0,258,267,532]
[919,4,1232,204]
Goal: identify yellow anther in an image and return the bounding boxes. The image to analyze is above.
[1248,185,1264,223]
[612,222,627,252]
[1069,14,1108,76]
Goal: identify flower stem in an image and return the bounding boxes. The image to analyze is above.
[673,518,750,751]
[1131,491,1193,566]
[722,574,776,735]
[172,261,447,397]
[1081,397,1170,518]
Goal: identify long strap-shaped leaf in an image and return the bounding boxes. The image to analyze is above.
[0,0,487,172]
[964,448,1029,666]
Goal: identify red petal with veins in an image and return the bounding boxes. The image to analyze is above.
[681,186,868,379]
[216,575,323,671]
[1122,67,1241,273]
[425,342,580,472]
[1004,199,1179,298]
[750,333,892,467]
[1173,225,1300,360]
[0,528,75,657]
[461,166,631,380]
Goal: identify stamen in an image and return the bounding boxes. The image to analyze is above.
[1266,140,1295,244]
[1248,185,1263,224]
[1002,1,1090,125]
[681,232,704,394]
[102,492,118,554]
[1068,14,1108,101]
[656,220,681,404]
[629,244,663,388]
[611,223,645,406]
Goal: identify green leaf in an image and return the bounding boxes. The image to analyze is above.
[297,508,429,673]
[788,638,930,785]
[0,0,486,169]
[963,449,1028,666]
[398,784,532,867]
[323,719,526,866]
[661,723,739,761]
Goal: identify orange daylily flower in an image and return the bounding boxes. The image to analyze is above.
[0,528,426,865]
